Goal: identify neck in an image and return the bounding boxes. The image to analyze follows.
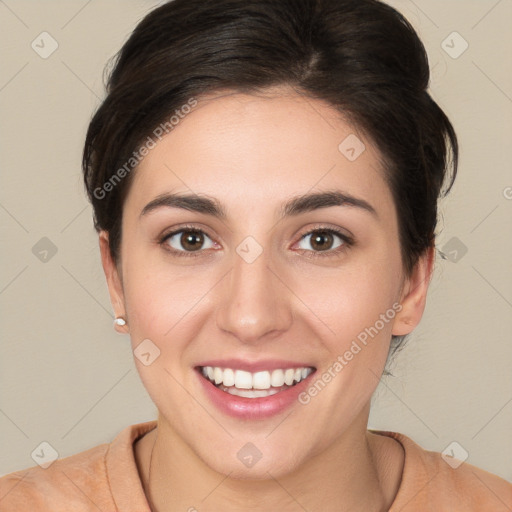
[136,406,403,512]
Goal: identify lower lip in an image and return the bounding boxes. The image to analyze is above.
[196,369,315,420]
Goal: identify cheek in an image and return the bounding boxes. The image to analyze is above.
[297,251,402,360]
[121,252,223,362]
[121,220,403,356]
[121,263,206,407]
[292,259,402,424]
[124,266,202,337]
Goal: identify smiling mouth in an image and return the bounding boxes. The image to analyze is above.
[197,365,316,398]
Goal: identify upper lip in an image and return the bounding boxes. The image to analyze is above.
[195,358,316,373]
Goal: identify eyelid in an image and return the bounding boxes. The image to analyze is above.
[159,223,216,242]
[159,223,354,258]
[290,225,354,260]
[159,224,218,257]
[294,223,354,246]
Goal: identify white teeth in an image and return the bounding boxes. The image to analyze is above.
[213,367,223,385]
[284,368,295,385]
[223,368,235,387]
[234,370,252,389]
[226,387,282,398]
[200,365,314,392]
[253,371,271,390]
[271,369,285,387]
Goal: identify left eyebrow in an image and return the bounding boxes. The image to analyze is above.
[139,189,377,220]
[279,190,377,219]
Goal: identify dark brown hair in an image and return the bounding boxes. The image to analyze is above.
[82,0,458,364]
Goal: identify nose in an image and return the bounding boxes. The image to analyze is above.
[215,244,293,345]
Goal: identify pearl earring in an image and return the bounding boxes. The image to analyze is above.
[114,317,126,327]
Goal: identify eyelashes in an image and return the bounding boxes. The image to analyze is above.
[160,226,216,258]
[159,224,354,260]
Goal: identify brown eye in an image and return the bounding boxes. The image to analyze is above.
[298,229,345,252]
[164,229,214,253]
[181,231,204,251]
[311,231,334,251]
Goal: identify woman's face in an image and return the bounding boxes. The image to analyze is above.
[103,88,427,478]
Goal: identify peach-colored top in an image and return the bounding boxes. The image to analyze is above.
[1,420,511,511]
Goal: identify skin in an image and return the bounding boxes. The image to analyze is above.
[100,86,434,512]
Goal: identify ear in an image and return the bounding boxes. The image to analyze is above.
[392,245,435,336]
[99,231,129,334]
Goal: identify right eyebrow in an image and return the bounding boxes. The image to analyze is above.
[140,193,227,219]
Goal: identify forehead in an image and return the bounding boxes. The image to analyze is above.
[126,89,392,219]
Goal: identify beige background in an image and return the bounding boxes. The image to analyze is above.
[1,0,511,482]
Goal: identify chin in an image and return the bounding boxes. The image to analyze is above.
[195,434,309,480]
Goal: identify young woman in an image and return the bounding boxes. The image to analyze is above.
[1,0,511,510]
